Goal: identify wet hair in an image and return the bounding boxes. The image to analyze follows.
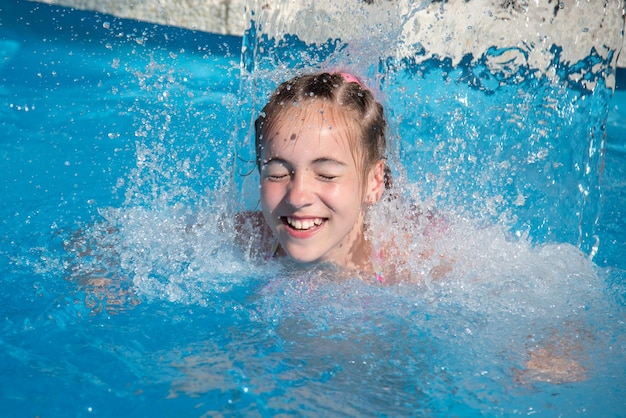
[254,72,391,189]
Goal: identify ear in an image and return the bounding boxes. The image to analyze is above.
[365,160,386,205]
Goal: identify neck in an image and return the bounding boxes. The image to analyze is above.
[343,230,375,274]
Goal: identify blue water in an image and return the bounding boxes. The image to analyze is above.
[2,1,625,416]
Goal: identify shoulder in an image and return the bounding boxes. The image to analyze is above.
[234,211,277,259]
[235,210,267,232]
[370,195,452,283]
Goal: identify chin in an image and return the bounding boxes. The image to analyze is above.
[282,247,324,265]
[287,254,321,265]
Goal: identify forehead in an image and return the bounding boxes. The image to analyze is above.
[263,101,359,151]
[271,100,353,129]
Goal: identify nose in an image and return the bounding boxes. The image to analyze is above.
[285,172,313,208]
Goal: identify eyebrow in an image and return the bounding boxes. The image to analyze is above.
[262,157,348,167]
[261,157,288,167]
[311,157,348,167]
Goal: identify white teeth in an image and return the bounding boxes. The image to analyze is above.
[286,217,323,230]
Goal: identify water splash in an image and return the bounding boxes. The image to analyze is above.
[51,0,623,310]
[239,0,623,255]
[58,43,250,306]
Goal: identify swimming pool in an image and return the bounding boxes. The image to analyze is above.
[2,1,625,416]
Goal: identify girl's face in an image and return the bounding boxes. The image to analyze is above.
[259,102,385,270]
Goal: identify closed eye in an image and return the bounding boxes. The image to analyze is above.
[312,158,346,182]
[262,168,290,181]
[317,174,338,181]
[261,159,291,181]
[265,173,288,181]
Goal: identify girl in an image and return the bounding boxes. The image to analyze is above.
[246,71,395,281]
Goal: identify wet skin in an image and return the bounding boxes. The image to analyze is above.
[259,101,384,271]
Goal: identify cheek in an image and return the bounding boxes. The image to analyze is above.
[322,180,364,210]
[260,182,282,207]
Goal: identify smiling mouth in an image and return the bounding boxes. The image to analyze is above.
[282,216,325,231]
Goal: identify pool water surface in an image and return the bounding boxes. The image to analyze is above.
[1,1,625,416]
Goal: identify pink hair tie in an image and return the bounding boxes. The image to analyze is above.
[339,72,364,88]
